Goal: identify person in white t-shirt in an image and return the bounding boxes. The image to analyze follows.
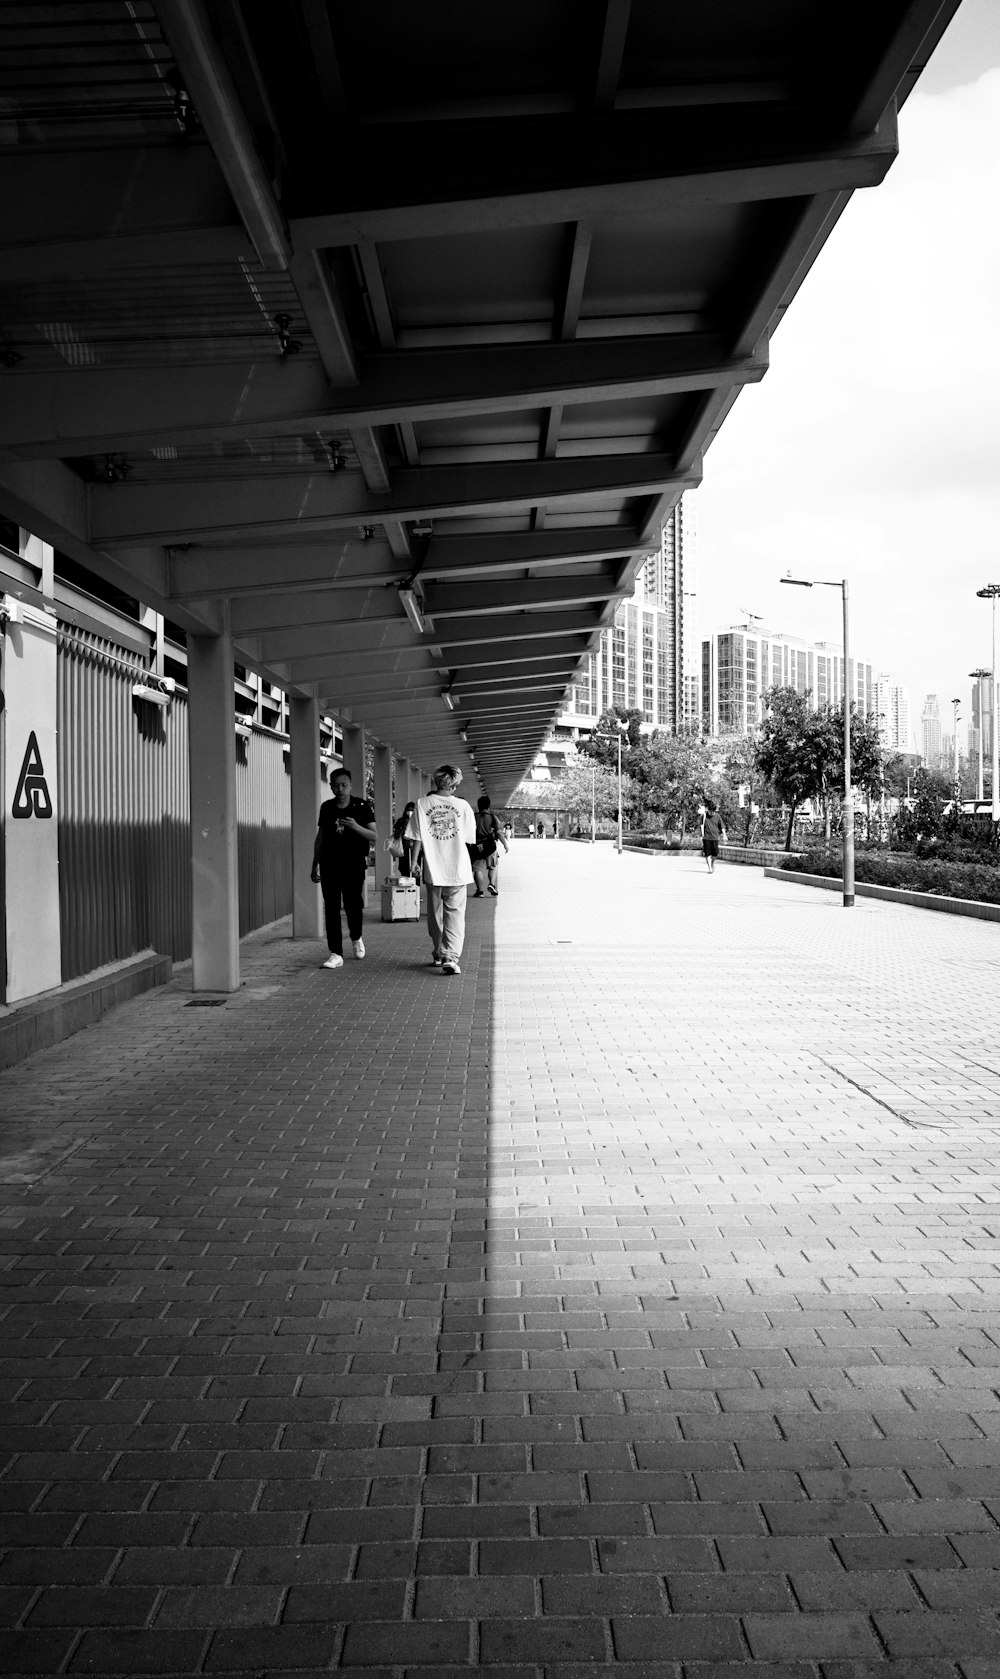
[406,765,476,975]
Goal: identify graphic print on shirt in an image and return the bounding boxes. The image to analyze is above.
[427,800,460,842]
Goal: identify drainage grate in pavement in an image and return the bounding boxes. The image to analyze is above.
[184,998,227,1007]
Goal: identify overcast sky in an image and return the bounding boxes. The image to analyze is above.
[692,0,1000,753]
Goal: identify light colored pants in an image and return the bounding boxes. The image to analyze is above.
[427,884,468,961]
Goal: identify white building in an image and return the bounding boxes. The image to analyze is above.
[528,499,694,779]
[700,623,875,736]
[873,672,911,753]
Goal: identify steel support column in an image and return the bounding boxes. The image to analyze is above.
[186,620,239,993]
[289,695,322,939]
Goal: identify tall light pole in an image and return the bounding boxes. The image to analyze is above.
[970,668,990,803]
[781,574,854,907]
[976,584,1000,827]
[951,698,961,795]
[594,719,628,853]
[590,758,596,844]
[616,725,624,855]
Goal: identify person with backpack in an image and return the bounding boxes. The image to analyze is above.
[471,795,509,897]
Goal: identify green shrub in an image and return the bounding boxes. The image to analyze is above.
[781,846,1000,905]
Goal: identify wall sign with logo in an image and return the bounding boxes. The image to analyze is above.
[2,604,60,1002]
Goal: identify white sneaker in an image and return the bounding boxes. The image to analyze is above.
[441,960,461,975]
[322,953,344,969]
[353,939,366,959]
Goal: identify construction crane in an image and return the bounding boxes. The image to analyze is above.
[738,606,763,629]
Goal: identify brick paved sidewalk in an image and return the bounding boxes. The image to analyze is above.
[2,843,1000,1677]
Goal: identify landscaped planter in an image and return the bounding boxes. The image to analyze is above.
[764,868,1000,924]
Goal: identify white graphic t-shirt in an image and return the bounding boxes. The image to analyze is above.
[408,794,476,886]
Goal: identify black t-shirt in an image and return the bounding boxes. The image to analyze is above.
[317,797,375,869]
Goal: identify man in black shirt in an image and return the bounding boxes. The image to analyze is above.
[310,768,377,968]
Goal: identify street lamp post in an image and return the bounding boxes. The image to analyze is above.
[970,668,991,804]
[951,698,961,795]
[976,585,1000,827]
[593,720,628,853]
[590,758,596,844]
[781,573,854,907]
[616,726,624,855]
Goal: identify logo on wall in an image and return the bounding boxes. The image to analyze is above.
[12,730,53,819]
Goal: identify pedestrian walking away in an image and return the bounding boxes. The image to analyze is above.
[391,801,421,883]
[311,768,377,967]
[407,765,476,974]
[470,795,509,896]
[700,800,726,874]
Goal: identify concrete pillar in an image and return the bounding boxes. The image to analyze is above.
[289,695,322,939]
[187,624,239,993]
[2,599,60,1003]
[372,742,393,885]
[341,721,366,793]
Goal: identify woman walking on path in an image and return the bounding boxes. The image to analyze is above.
[471,796,508,896]
[700,800,726,875]
[392,802,421,882]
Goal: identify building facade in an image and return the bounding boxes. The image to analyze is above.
[700,624,875,737]
[529,500,693,778]
[873,672,911,754]
[921,695,943,770]
[970,676,995,769]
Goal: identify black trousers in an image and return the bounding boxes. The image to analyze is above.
[320,866,365,954]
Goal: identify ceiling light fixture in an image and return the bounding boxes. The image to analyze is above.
[398,586,426,633]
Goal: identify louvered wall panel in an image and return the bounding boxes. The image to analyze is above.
[236,730,292,938]
[57,628,293,981]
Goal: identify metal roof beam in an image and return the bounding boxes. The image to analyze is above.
[424,568,624,619]
[155,0,291,270]
[168,525,642,602]
[0,336,763,461]
[92,457,700,546]
[290,107,898,245]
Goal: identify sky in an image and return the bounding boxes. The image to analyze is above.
[692,0,1000,754]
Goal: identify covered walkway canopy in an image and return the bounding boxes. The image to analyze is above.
[0,1,959,799]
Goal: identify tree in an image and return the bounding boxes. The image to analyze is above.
[755,687,886,849]
[577,707,643,768]
[755,687,829,850]
[633,732,718,839]
[548,759,634,829]
[720,730,762,846]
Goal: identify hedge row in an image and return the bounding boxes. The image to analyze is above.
[781,847,1000,906]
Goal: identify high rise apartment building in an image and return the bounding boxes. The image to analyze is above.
[700,625,875,736]
[529,500,692,778]
[873,673,911,753]
[921,695,942,769]
[970,676,995,767]
[563,499,690,733]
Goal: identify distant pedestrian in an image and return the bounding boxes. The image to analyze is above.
[471,796,509,897]
[311,768,377,968]
[700,801,726,874]
[391,802,420,882]
[407,765,476,975]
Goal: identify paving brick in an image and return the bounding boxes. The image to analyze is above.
[480,1618,608,1664]
[8,853,1000,1675]
[611,1614,744,1661]
[742,1613,880,1660]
